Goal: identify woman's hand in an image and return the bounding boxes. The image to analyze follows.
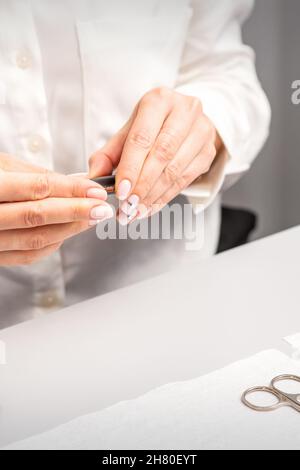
[89,87,222,224]
[0,154,113,266]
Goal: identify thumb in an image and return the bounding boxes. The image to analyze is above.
[88,108,138,178]
[88,121,131,179]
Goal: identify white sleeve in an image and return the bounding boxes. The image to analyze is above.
[176,0,271,205]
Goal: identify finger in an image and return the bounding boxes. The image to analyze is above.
[0,221,92,251]
[137,122,215,211]
[148,145,216,217]
[0,242,63,267]
[0,198,114,230]
[0,172,107,203]
[88,114,135,178]
[128,96,205,200]
[116,89,173,200]
[127,99,201,210]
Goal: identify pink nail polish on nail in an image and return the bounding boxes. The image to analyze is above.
[128,209,138,222]
[120,201,131,216]
[118,211,129,226]
[117,179,131,201]
[121,195,139,216]
[90,205,114,220]
[87,188,108,200]
[128,194,139,209]
[118,208,138,226]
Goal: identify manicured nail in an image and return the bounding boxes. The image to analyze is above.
[128,194,140,209]
[118,208,138,226]
[90,205,114,220]
[117,179,131,201]
[121,194,140,215]
[128,209,138,223]
[87,188,107,200]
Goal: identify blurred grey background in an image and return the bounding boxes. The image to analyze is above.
[223,0,300,240]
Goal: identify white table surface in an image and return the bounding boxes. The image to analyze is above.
[0,226,299,447]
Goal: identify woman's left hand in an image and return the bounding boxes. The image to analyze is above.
[89,87,222,224]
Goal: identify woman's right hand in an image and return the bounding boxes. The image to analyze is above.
[0,153,114,266]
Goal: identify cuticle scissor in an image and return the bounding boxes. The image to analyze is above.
[242,374,300,413]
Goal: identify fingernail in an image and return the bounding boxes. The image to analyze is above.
[128,194,140,210]
[90,205,114,220]
[121,194,140,215]
[87,188,108,200]
[117,179,131,201]
[118,208,138,226]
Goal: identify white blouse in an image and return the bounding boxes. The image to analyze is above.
[0,0,270,328]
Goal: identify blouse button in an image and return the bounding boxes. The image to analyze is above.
[16,51,32,70]
[28,135,45,154]
[38,291,63,309]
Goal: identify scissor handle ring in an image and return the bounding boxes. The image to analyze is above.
[241,386,287,412]
[271,375,300,404]
[271,374,300,391]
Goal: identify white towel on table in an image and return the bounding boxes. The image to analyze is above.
[3,350,300,450]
